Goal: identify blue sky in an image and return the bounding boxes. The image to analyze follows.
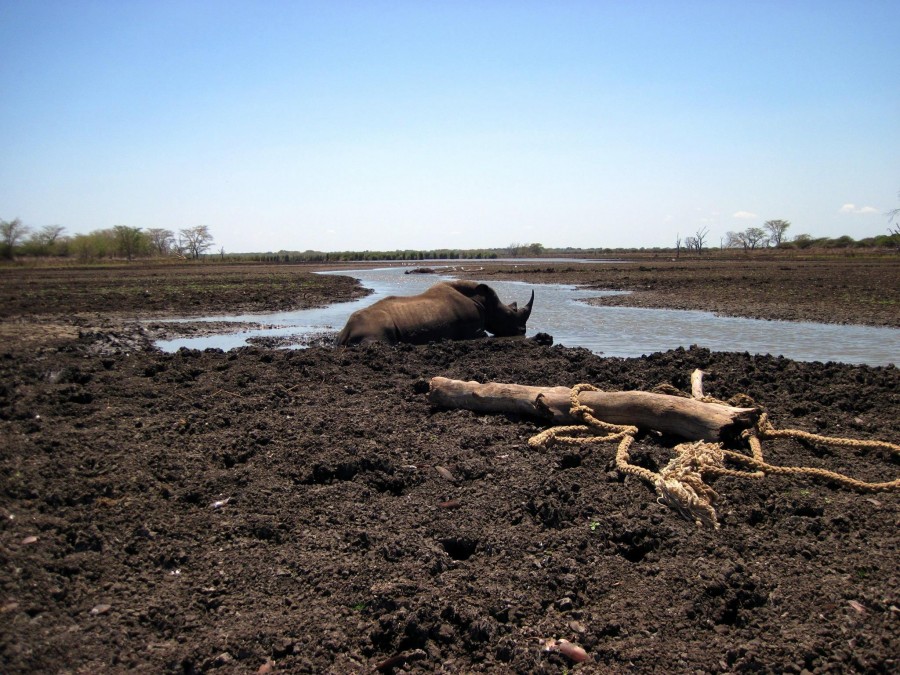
[1,1,898,253]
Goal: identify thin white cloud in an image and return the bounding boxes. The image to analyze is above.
[839,203,878,215]
[732,210,757,220]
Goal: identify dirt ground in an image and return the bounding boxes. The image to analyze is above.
[1,258,898,674]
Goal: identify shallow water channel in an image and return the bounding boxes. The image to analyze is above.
[155,265,899,366]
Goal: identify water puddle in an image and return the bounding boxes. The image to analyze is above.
[154,264,899,366]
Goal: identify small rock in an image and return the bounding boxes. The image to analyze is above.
[435,466,456,482]
[90,603,112,615]
[212,652,234,666]
[556,597,574,612]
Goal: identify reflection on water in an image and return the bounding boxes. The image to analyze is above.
[155,264,899,366]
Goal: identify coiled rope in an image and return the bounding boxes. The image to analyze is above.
[528,383,900,529]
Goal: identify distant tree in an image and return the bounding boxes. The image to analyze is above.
[684,236,697,253]
[71,229,116,260]
[724,227,767,251]
[675,233,682,258]
[526,242,545,256]
[745,227,768,250]
[70,233,92,260]
[147,228,176,256]
[507,242,523,257]
[113,225,147,261]
[693,226,709,254]
[888,190,900,241]
[179,225,214,260]
[830,235,857,248]
[724,231,745,249]
[23,225,66,256]
[764,219,791,247]
[39,225,65,248]
[792,233,814,249]
[1,218,30,259]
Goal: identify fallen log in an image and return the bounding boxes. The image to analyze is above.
[427,377,758,441]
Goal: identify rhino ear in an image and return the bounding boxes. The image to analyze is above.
[474,284,500,307]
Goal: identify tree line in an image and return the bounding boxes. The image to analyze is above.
[2,216,898,263]
[676,220,790,256]
[676,219,898,255]
[0,221,215,261]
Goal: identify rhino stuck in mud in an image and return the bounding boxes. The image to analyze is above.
[337,280,534,346]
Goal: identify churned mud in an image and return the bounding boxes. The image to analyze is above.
[1,259,898,673]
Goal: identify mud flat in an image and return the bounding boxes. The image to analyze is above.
[1,259,898,673]
[457,256,900,327]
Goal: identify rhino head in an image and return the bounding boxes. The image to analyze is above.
[478,285,534,337]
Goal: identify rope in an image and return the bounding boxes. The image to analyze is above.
[529,383,900,529]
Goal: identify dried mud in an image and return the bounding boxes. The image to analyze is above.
[1,260,898,674]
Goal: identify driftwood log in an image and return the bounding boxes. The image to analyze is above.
[428,377,758,441]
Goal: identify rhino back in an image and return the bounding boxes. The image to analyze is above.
[337,283,486,345]
[386,290,483,342]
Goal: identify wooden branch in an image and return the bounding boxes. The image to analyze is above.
[690,368,706,399]
[428,377,758,441]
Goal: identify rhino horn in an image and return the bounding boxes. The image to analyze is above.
[520,290,534,320]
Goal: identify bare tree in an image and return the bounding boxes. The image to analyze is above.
[684,236,697,253]
[675,233,682,258]
[1,218,30,259]
[693,226,709,255]
[888,189,900,238]
[725,231,748,250]
[179,225,214,260]
[147,228,176,256]
[764,219,791,247]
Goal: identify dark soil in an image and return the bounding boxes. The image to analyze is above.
[1,260,898,674]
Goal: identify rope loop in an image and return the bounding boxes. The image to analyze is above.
[528,382,900,529]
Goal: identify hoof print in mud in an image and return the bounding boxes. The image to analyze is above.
[611,527,661,563]
[439,536,478,561]
[301,456,416,496]
[691,565,769,627]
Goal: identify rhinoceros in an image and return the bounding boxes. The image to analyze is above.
[337,280,534,346]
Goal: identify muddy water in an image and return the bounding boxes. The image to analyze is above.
[155,265,900,366]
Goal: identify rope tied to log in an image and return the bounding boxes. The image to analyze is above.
[529,383,900,529]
